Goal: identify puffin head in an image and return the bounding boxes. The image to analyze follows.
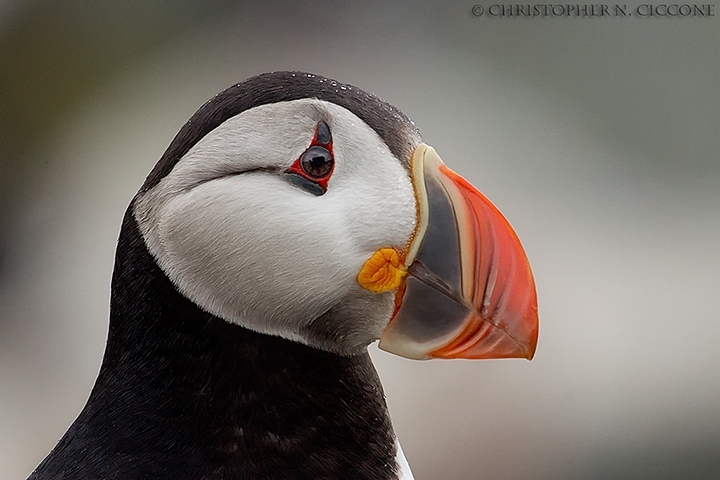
[132,71,538,359]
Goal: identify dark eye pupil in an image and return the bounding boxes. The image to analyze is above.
[301,146,333,178]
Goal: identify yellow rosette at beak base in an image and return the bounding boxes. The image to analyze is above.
[357,248,408,293]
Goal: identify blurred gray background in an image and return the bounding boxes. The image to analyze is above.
[1,1,719,479]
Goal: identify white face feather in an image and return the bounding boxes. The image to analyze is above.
[133,99,417,353]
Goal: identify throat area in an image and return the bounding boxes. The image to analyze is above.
[93,315,399,478]
[106,318,394,469]
[38,315,401,479]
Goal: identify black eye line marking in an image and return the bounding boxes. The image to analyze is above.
[183,166,280,192]
[315,121,331,146]
[283,172,327,196]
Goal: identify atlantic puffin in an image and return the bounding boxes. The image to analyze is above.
[28,72,538,480]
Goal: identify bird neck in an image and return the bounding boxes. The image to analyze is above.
[34,208,399,479]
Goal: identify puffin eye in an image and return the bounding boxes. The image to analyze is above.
[300,146,334,179]
[283,121,335,196]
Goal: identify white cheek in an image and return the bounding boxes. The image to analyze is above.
[156,173,364,335]
[135,98,419,349]
[333,173,416,254]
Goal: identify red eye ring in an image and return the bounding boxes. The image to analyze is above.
[284,121,335,195]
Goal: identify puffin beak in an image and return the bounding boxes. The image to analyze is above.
[377,144,538,360]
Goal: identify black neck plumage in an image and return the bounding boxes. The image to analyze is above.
[29,207,398,480]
